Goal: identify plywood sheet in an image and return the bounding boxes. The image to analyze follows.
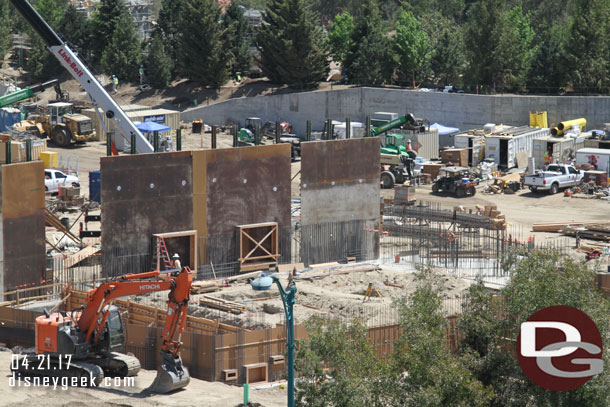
[1,161,45,219]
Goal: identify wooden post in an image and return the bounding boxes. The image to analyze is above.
[212,125,217,149]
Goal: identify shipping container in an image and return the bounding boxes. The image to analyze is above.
[81,104,151,142]
[485,126,549,169]
[575,148,610,174]
[454,133,485,166]
[531,134,591,169]
[584,138,610,151]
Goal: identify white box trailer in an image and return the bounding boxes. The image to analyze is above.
[454,133,485,166]
[485,126,549,168]
[531,135,591,169]
[575,148,610,174]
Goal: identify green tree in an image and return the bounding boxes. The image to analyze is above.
[144,32,172,89]
[0,1,13,62]
[25,0,68,80]
[327,11,354,67]
[527,23,567,92]
[389,268,493,406]
[58,4,92,59]
[157,0,185,77]
[222,3,251,76]
[563,0,610,92]
[179,0,231,87]
[460,250,610,406]
[465,0,535,92]
[425,14,466,85]
[257,0,328,89]
[101,10,141,81]
[91,0,125,64]
[393,9,430,86]
[295,316,388,407]
[343,0,394,86]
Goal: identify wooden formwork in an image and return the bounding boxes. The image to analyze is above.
[237,222,279,272]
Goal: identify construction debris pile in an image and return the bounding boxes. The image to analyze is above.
[564,181,610,200]
[533,221,610,242]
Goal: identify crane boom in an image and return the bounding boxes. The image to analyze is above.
[9,0,153,153]
[369,113,417,137]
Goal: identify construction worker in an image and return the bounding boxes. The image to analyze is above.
[406,139,413,151]
[112,74,118,94]
[171,253,181,270]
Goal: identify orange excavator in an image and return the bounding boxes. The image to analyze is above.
[11,267,193,393]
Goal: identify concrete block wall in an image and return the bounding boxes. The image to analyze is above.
[181,87,610,135]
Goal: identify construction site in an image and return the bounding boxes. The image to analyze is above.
[1,1,610,406]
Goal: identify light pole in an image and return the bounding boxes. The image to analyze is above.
[252,273,297,407]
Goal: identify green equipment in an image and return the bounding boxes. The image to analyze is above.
[369,113,417,137]
[0,79,58,108]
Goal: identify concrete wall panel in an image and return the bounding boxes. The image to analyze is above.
[301,138,380,226]
[101,152,193,272]
[1,162,44,219]
[182,87,610,135]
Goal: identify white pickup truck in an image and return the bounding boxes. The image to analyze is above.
[524,164,583,194]
[44,169,79,193]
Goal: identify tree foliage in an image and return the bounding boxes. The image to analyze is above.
[222,3,252,76]
[156,0,185,77]
[58,4,92,59]
[91,0,125,64]
[101,10,141,81]
[179,0,231,88]
[327,11,354,67]
[144,32,173,89]
[257,0,328,89]
[393,9,430,85]
[343,0,394,86]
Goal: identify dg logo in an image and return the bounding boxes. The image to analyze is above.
[517,305,603,391]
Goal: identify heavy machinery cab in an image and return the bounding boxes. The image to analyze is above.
[48,102,73,125]
[245,117,262,132]
[35,305,124,358]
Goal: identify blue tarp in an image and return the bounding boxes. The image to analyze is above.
[136,121,170,133]
[430,122,459,136]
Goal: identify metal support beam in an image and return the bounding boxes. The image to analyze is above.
[211,125,217,149]
[106,132,112,156]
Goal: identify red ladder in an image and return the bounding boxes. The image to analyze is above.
[151,237,172,271]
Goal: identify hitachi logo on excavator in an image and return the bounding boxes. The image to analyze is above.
[140,284,161,290]
[58,49,84,77]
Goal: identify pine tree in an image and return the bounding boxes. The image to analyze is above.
[222,3,251,76]
[58,5,92,59]
[425,14,466,85]
[0,1,13,62]
[178,0,230,87]
[145,32,173,89]
[327,11,354,67]
[257,0,328,89]
[157,0,185,77]
[91,0,125,64]
[343,0,394,86]
[563,0,610,93]
[101,10,141,81]
[393,9,430,86]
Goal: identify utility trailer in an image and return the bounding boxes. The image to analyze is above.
[484,126,549,169]
[575,148,610,174]
[531,134,590,169]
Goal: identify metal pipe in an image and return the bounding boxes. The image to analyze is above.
[306,120,311,141]
[233,126,238,147]
[365,116,371,137]
[106,132,112,156]
[153,130,159,152]
[176,129,182,151]
[5,138,11,164]
[275,121,281,144]
[346,117,351,139]
[211,125,217,149]
[131,132,136,154]
[26,139,32,161]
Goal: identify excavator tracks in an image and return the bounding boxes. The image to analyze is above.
[90,352,141,377]
[10,353,104,387]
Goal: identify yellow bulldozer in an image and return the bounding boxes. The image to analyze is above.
[14,102,95,147]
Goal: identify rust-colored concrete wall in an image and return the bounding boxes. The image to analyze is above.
[101,153,193,275]
[0,162,45,291]
[300,138,380,225]
[192,145,291,264]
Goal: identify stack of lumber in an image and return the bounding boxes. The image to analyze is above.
[483,205,506,230]
[532,221,610,233]
[198,295,248,314]
[563,224,610,241]
[45,208,81,244]
[191,281,222,294]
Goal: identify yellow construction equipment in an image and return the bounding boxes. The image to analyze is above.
[363,283,383,302]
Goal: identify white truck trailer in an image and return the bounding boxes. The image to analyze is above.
[485,126,549,169]
[575,148,610,174]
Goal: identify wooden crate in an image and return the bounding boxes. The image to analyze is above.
[237,222,279,272]
[584,171,608,186]
[441,148,468,167]
[422,163,445,180]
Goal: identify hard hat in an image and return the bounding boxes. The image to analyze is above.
[172,253,180,259]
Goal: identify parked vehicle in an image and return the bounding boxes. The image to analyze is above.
[44,169,79,192]
[431,166,479,197]
[524,164,583,194]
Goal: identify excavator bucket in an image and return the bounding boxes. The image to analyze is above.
[149,351,190,393]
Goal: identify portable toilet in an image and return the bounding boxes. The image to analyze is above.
[89,170,101,203]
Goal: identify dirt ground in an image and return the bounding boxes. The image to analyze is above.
[184,265,470,329]
[0,349,286,407]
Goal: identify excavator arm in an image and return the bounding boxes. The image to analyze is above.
[369,113,417,137]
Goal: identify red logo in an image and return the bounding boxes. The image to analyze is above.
[517,305,603,391]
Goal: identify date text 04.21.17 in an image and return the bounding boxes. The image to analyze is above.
[11,354,72,371]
